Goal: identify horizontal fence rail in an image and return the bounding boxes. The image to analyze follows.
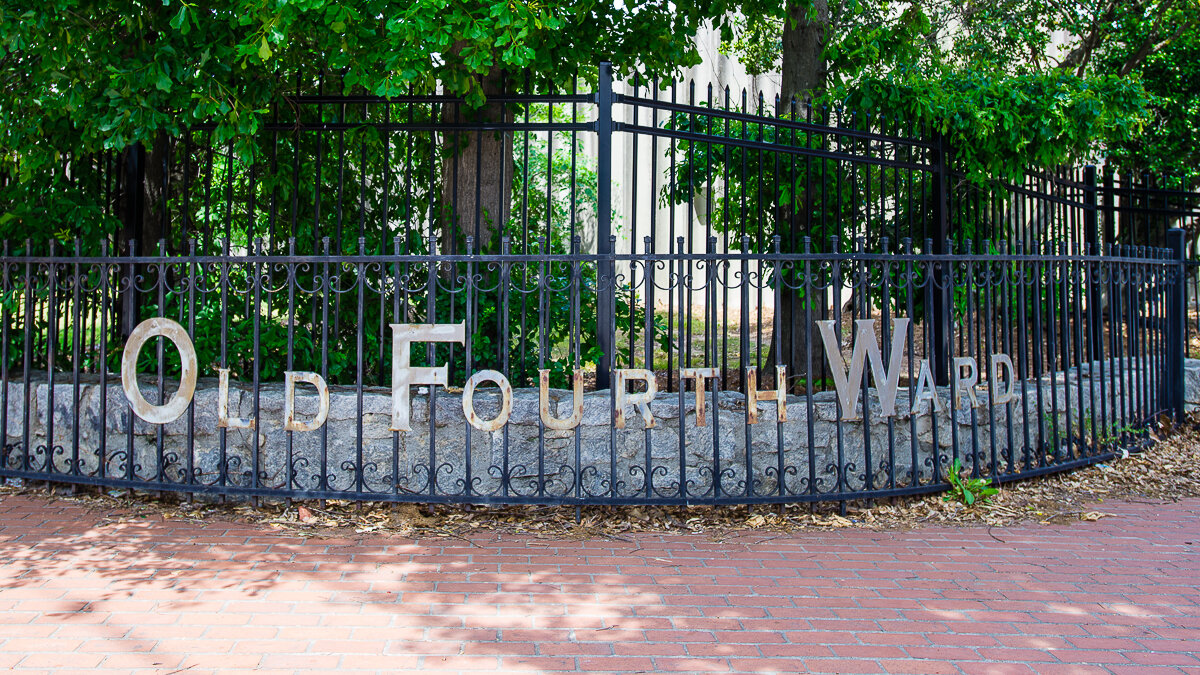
[1,64,1195,505]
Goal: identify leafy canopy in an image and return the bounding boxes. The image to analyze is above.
[0,0,731,169]
[721,0,1163,179]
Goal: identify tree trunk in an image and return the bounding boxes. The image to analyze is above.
[439,59,513,255]
[114,132,186,340]
[767,0,831,391]
[779,0,829,106]
[141,133,171,251]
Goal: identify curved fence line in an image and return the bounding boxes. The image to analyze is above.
[0,241,1184,505]
[3,64,1195,504]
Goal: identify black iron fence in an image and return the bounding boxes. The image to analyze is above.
[0,64,1194,505]
[0,238,1184,504]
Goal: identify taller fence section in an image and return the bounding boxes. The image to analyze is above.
[1093,171,1200,358]
[608,70,949,395]
[0,64,1189,505]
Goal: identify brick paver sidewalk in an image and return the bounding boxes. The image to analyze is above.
[0,494,1197,675]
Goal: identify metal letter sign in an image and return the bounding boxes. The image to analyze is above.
[121,318,197,425]
[118,319,1025,433]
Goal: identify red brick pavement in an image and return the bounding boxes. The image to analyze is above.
[0,493,1197,675]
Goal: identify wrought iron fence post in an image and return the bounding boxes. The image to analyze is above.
[1167,227,1186,422]
[931,132,951,385]
[595,61,614,390]
[1101,164,1116,244]
[1084,165,1103,360]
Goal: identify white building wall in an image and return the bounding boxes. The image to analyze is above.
[600,25,783,317]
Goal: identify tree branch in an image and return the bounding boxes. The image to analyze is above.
[1119,19,1195,76]
[1057,0,1118,74]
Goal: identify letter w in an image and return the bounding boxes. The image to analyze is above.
[816,319,910,420]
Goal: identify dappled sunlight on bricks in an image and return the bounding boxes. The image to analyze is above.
[0,494,1198,673]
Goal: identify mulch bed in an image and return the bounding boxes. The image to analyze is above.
[3,422,1198,540]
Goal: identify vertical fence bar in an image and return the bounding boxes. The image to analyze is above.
[70,241,81,477]
[463,237,475,499]
[1084,166,1105,359]
[1168,228,1186,422]
[320,238,332,493]
[803,237,816,497]
[902,238,919,485]
[571,236,582,502]
[1091,242,1108,453]
[390,236,401,497]
[595,62,614,391]
[45,241,58,475]
[354,237,365,496]
[931,133,951,384]
[1111,243,1128,447]
[251,239,264,497]
[98,241,110,480]
[21,240,32,473]
[153,241,166,485]
[186,240,197,495]
[123,240,137,485]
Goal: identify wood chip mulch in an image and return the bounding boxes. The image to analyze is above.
[3,423,1198,541]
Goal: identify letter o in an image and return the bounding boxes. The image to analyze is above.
[121,318,198,424]
[462,370,513,431]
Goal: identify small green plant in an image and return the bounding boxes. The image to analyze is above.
[943,458,999,507]
[1082,415,1141,446]
[1045,409,1143,451]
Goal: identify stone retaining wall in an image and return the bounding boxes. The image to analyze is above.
[3,357,1188,500]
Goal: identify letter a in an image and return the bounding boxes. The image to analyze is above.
[910,359,943,414]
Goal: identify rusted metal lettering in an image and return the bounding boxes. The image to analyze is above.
[679,367,718,426]
[120,317,198,424]
[954,356,980,408]
[216,368,255,429]
[462,370,513,431]
[910,359,944,414]
[817,318,909,420]
[989,353,1017,405]
[389,323,465,432]
[284,371,330,432]
[615,369,656,429]
[539,369,584,430]
[745,365,788,424]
